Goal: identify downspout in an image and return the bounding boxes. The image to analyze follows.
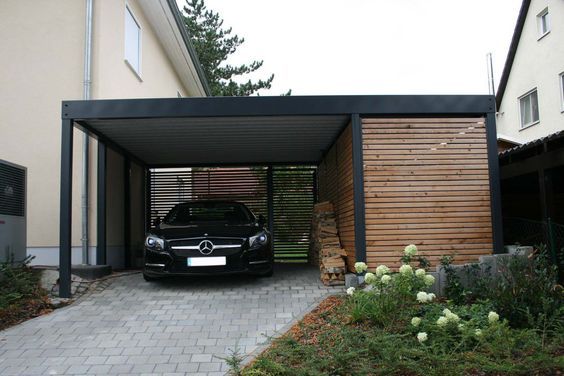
[81,0,94,264]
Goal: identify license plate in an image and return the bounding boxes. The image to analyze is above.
[187,257,226,267]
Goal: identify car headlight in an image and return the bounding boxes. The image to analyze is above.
[249,232,268,248]
[145,235,165,250]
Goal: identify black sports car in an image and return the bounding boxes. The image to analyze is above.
[143,201,273,281]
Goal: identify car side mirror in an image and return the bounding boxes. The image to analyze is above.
[153,216,161,228]
[258,214,266,225]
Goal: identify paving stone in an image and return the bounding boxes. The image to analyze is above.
[0,265,340,375]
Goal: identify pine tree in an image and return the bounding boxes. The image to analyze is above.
[182,0,290,96]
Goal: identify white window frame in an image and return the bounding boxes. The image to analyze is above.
[537,7,550,39]
[518,88,540,130]
[560,72,564,113]
[124,4,142,80]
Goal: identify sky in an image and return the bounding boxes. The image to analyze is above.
[179,0,523,96]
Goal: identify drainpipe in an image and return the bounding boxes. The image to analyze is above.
[81,0,94,264]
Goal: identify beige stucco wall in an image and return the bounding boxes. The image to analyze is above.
[92,0,189,99]
[496,0,564,143]
[0,0,205,263]
[0,0,85,249]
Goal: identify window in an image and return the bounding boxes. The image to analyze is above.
[537,8,550,38]
[124,5,141,76]
[519,89,540,129]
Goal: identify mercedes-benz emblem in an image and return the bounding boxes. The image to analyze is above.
[198,240,214,255]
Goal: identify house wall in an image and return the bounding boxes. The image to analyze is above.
[496,0,564,143]
[318,124,356,270]
[362,118,493,269]
[0,0,205,266]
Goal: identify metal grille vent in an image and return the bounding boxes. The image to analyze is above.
[0,162,25,217]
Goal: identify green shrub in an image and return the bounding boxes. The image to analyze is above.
[488,246,563,331]
[0,255,39,309]
[348,245,435,329]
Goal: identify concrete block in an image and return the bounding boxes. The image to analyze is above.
[71,264,112,280]
[345,274,359,288]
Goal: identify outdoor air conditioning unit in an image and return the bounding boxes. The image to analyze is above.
[0,159,26,263]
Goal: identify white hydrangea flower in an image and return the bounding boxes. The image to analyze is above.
[364,272,377,284]
[443,308,452,316]
[375,265,390,277]
[354,262,368,274]
[488,311,499,324]
[416,291,429,303]
[411,317,422,327]
[428,293,436,300]
[415,268,426,277]
[424,274,435,286]
[475,329,483,337]
[404,244,418,257]
[399,264,413,275]
[458,323,465,330]
[380,275,391,285]
[436,316,448,327]
[417,332,428,343]
[445,312,460,323]
[346,287,355,296]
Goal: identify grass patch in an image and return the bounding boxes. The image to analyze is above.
[242,296,563,376]
[0,257,52,331]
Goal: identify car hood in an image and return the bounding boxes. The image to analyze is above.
[152,223,263,240]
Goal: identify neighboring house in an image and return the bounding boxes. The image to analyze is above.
[496,0,564,146]
[0,0,209,268]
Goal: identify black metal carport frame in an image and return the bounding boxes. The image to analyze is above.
[59,95,501,297]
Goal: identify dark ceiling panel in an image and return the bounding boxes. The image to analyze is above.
[85,115,349,166]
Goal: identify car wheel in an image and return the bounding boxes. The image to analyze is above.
[257,267,274,277]
[143,273,157,282]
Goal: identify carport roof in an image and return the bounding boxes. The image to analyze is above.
[63,95,494,167]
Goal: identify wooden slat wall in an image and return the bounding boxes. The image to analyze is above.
[362,118,493,268]
[318,123,356,269]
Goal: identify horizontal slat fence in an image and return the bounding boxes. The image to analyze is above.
[362,118,493,268]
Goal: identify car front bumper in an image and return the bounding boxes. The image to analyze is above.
[143,246,272,277]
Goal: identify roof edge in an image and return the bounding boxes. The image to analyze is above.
[165,0,211,96]
[496,0,531,109]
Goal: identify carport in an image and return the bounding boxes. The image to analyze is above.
[59,95,502,298]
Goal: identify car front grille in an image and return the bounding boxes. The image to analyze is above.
[168,237,245,257]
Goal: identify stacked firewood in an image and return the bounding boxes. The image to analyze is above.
[310,201,347,286]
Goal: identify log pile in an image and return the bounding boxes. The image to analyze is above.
[310,201,347,286]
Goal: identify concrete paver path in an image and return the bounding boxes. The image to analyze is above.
[0,265,340,375]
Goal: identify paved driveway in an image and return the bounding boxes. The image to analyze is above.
[0,265,341,375]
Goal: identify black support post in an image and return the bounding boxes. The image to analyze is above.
[59,119,73,298]
[96,142,107,265]
[145,168,152,232]
[351,114,367,263]
[267,166,274,237]
[485,113,504,254]
[124,159,131,268]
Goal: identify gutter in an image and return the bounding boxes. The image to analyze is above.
[81,0,94,264]
[165,0,211,96]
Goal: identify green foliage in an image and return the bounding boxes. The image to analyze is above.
[182,0,289,96]
[0,255,39,309]
[488,246,563,331]
[439,255,467,305]
[217,344,246,376]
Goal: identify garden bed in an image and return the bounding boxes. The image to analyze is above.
[241,246,564,376]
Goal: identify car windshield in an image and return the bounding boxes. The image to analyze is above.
[163,202,253,225]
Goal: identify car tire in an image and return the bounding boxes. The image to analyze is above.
[257,267,274,278]
[143,273,157,282]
